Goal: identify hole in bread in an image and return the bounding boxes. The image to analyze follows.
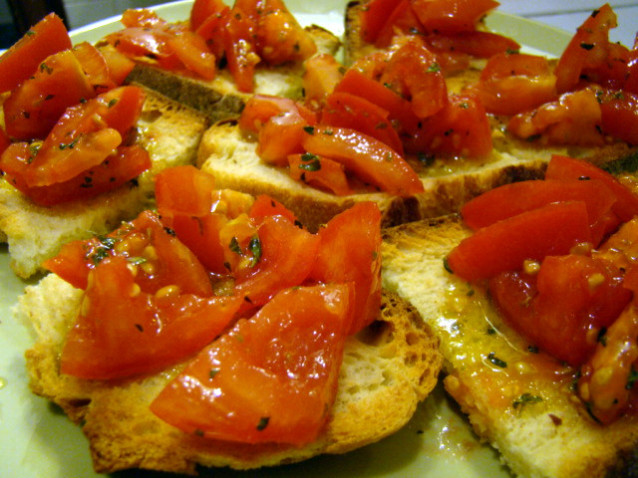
[355,320,392,347]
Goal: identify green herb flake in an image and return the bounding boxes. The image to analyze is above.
[229,237,242,255]
[487,352,507,368]
[248,236,262,267]
[303,125,315,135]
[443,257,453,274]
[512,393,542,410]
[108,98,119,108]
[626,366,638,390]
[209,368,220,379]
[256,416,270,431]
[39,62,53,74]
[427,62,441,73]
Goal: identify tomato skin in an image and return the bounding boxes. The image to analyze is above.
[222,7,260,93]
[428,31,520,59]
[150,283,352,445]
[490,254,631,367]
[545,154,638,223]
[460,178,618,246]
[2,144,150,207]
[409,0,498,34]
[302,126,423,197]
[3,50,95,141]
[59,255,242,380]
[380,37,448,119]
[597,89,638,145]
[155,165,216,217]
[334,69,420,133]
[447,201,592,282]
[360,0,402,43]
[321,91,404,155]
[374,0,423,48]
[310,202,382,334]
[254,6,317,65]
[404,94,492,158]
[168,31,217,81]
[554,4,617,93]
[190,0,227,31]
[257,111,308,166]
[72,42,117,93]
[302,53,344,106]
[0,13,72,94]
[507,88,604,146]
[288,153,353,196]
[233,215,321,309]
[98,45,136,85]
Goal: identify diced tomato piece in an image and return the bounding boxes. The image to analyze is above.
[302,53,344,106]
[545,154,638,223]
[155,165,216,216]
[471,52,557,115]
[302,126,424,197]
[374,0,424,48]
[409,0,499,34]
[221,7,260,92]
[507,88,604,146]
[596,88,638,145]
[233,215,321,308]
[428,31,520,60]
[310,202,382,334]
[0,13,72,94]
[253,3,316,65]
[98,46,136,85]
[359,0,402,43]
[288,153,353,196]
[490,254,631,366]
[44,211,212,296]
[460,178,619,245]
[150,283,352,445]
[0,128,10,156]
[334,69,419,132]
[405,93,492,157]
[3,50,95,141]
[190,0,227,31]
[59,255,242,380]
[194,6,230,59]
[121,8,167,28]
[595,218,638,273]
[256,110,309,166]
[321,91,404,154]
[249,194,298,224]
[380,37,448,119]
[554,4,617,93]
[2,144,150,207]
[168,31,217,80]
[447,201,592,281]
[72,42,116,93]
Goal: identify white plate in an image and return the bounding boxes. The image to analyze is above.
[0,2,571,477]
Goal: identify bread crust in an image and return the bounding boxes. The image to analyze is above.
[19,274,442,474]
[381,215,638,478]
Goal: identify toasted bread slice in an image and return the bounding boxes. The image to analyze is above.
[124,24,342,122]
[380,215,638,478]
[0,88,208,279]
[18,272,442,474]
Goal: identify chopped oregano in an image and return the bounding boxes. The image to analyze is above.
[487,352,507,368]
[256,416,270,431]
[303,125,315,135]
[248,236,262,267]
[443,257,453,274]
[209,368,220,379]
[512,393,542,410]
[229,237,242,255]
[626,366,638,390]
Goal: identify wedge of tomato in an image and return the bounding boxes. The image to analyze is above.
[409,0,499,34]
[447,201,592,282]
[3,50,95,141]
[596,88,638,145]
[288,153,353,196]
[374,0,423,48]
[302,126,423,197]
[427,31,520,59]
[302,53,344,105]
[190,0,227,31]
[221,7,260,92]
[545,154,638,223]
[460,178,619,246]
[1,143,150,207]
[233,215,321,309]
[321,91,404,155]
[43,210,213,297]
[150,283,352,445]
[359,0,403,43]
[0,13,72,94]
[60,255,242,380]
[404,94,492,157]
[490,254,631,367]
[72,42,117,93]
[310,202,382,334]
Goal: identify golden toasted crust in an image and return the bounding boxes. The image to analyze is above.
[19,273,441,474]
[0,88,208,279]
[380,216,638,478]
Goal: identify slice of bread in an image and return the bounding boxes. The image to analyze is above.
[124,24,342,122]
[380,215,638,478]
[18,272,442,474]
[0,87,209,279]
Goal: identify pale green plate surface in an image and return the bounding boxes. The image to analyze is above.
[0,2,570,477]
